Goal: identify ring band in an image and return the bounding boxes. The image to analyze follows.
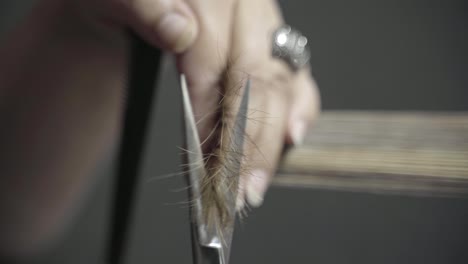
[272,25,311,71]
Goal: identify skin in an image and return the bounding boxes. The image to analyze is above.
[0,0,320,256]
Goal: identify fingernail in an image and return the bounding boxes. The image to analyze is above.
[246,170,269,208]
[157,13,196,53]
[236,195,245,211]
[291,120,306,146]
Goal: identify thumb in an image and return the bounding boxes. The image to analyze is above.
[115,0,198,53]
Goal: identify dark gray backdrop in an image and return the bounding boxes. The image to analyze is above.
[1,1,467,263]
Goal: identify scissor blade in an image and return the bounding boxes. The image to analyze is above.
[181,75,250,264]
[229,78,250,188]
[219,78,250,263]
[107,34,161,264]
[180,74,207,241]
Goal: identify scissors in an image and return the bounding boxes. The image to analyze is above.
[181,75,249,264]
[107,33,249,264]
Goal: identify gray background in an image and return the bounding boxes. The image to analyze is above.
[1,0,468,263]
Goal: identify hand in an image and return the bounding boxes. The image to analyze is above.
[172,0,320,209]
[0,0,320,254]
[71,0,320,209]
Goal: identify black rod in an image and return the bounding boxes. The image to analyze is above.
[107,32,162,264]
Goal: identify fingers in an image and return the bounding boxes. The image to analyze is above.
[109,0,198,53]
[242,71,320,208]
[176,0,236,146]
[226,0,297,209]
[110,0,235,143]
[227,0,321,210]
[285,69,321,145]
[242,79,291,208]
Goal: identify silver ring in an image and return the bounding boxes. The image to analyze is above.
[272,25,311,71]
